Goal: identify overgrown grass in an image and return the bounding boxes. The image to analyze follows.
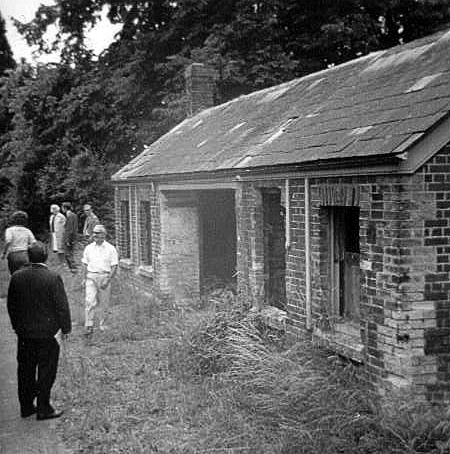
[43,264,450,453]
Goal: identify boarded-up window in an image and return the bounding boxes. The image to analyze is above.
[327,206,360,321]
[120,200,131,259]
[140,201,152,266]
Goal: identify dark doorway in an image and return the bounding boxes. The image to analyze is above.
[199,190,237,287]
[262,188,286,309]
[328,206,360,320]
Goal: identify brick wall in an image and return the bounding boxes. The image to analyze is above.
[113,143,450,400]
[159,191,200,299]
[185,63,216,116]
[114,182,159,298]
[415,144,450,400]
[234,145,450,400]
[236,181,286,308]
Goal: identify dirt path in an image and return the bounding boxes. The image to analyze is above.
[0,297,72,454]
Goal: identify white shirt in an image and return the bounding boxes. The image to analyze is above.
[5,226,36,252]
[82,241,118,273]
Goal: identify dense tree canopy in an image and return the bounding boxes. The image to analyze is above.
[1,0,450,232]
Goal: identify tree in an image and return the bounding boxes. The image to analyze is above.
[2,0,449,231]
[0,12,15,76]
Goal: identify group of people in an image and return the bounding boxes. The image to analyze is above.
[3,203,119,422]
[49,203,98,272]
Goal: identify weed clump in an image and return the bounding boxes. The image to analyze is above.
[170,294,450,453]
[168,292,250,377]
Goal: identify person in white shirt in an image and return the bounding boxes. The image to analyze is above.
[49,204,66,264]
[2,211,36,274]
[81,224,118,335]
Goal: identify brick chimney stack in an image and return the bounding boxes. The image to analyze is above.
[185,63,216,116]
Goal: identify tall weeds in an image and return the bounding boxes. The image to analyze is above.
[175,298,450,454]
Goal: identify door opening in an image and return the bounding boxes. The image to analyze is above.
[199,190,237,289]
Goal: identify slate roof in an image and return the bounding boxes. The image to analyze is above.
[113,29,450,181]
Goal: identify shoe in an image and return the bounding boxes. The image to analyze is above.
[36,409,64,420]
[21,405,37,418]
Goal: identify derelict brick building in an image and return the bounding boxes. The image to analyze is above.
[112,30,450,401]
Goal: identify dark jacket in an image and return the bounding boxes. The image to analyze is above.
[7,264,71,338]
[64,211,78,245]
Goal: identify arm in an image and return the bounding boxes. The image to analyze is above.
[7,276,19,333]
[100,264,117,289]
[81,246,88,282]
[81,262,88,283]
[54,275,71,335]
[2,228,12,259]
[2,240,11,259]
[28,229,36,247]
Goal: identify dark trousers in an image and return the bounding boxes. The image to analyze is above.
[17,337,60,414]
[7,250,29,275]
[64,242,77,271]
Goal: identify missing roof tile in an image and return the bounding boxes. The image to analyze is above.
[363,44,432,73]
[234,155,253,168]
[307,78,324,90]
[405,73,443,93]
[192,119,204,129]
[227,122,247,134]
[349,126,373,136]
[263,117,298,145]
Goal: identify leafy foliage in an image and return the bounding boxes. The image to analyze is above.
[0,0,449,231]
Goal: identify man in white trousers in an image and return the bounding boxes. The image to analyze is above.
[81,224,118,335]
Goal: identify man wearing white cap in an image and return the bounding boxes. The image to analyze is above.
[81,224,118,335]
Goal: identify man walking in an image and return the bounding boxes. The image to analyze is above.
[81,224,118,335]
[61,202,78,272]
[82,204,99,243]
[7,242,71,420]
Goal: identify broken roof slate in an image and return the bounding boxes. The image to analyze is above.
[113,29,450,181]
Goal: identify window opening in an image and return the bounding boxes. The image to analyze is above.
[262,188,286,310]
[139,201,152,266]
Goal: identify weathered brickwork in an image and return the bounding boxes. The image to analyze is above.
[113,143,450,401]
[418,144,450,401]
[233,144,450,401]
[235,180,285,308]
[114,182,160,298]
[159,191,200,299]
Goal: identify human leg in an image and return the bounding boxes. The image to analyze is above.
[97,277,112,331]
[85,276,99,328]
[64,243,77,271]
[17,338,38,416]
[35,338,59,415]
[57,252,65,265]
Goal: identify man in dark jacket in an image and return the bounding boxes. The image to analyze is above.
[7,241,71,420]
[61,201,78,272]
